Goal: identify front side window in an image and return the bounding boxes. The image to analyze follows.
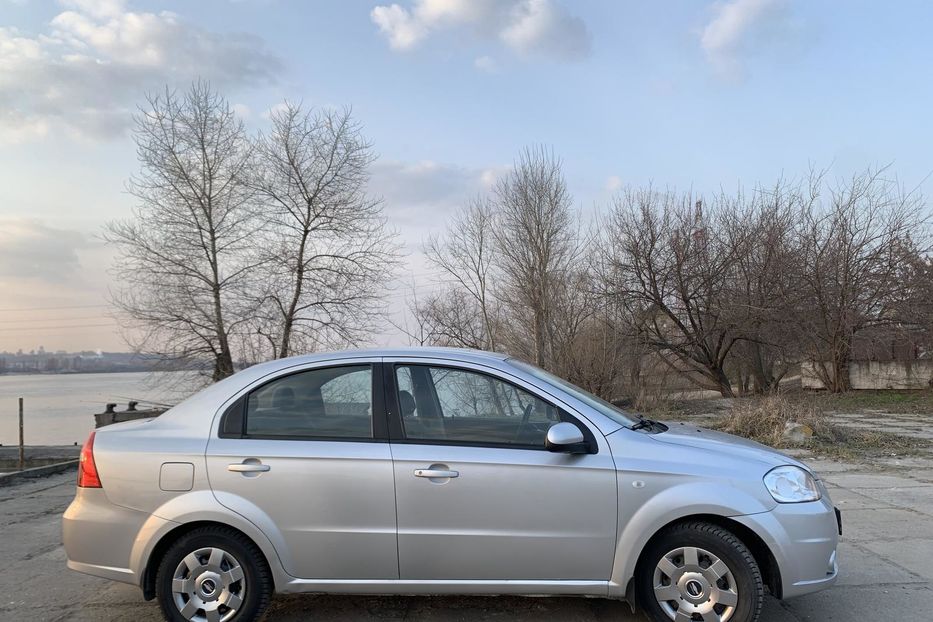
[395,364,560,446]
[245,365,373,438]
[507,358,638,427]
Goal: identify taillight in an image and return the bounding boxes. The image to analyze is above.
[77,430,102,488]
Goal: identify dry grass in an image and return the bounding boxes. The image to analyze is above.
[716,396,820,447]
[712,395,931,459]
[632,391,682,420]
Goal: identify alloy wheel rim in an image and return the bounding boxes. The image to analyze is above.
[172,546,246,622]
[653,546,738,622]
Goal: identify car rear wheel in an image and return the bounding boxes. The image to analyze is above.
[635,521,763,622]
[156,526,271,622]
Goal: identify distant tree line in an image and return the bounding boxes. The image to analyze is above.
[406,151,932,397]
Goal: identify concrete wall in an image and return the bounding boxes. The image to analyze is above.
[802,360,933,390]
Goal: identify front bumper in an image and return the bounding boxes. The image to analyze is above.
[733,495,839,599]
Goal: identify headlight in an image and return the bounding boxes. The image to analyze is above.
[764,466,821,503]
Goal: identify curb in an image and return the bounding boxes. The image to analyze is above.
[0,460,78,487]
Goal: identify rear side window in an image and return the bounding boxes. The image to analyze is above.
[244,365,373,439]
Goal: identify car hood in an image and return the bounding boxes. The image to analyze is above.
[650,422,809,471]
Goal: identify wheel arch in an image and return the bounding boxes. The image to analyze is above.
[625,514,783,601]
[141,520,275,601]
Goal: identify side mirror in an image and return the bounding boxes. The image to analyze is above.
[545,422,589,454]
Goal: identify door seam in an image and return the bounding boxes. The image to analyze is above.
[388,440,402,580]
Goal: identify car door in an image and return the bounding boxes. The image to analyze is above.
[206,360,398,580]
[386,358,618,582]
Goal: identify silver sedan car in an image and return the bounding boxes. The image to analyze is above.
[63,347,840,622]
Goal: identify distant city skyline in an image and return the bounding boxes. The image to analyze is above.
[2,0,932,352]
[0,348,174,375]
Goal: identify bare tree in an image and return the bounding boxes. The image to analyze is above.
[493,146,580,368]
[596,189,751,397]
[106,82,257,381]
[724,180,815,393]
[891,244,933,353]
[424,196,501,350]
[547,265,626,398]
[411,288,494,349]
[250,103,400,358]
[795,168,929,391]
[418,147,592,379]
[415,157,931,399]
[390,281,438,347]
[391,280,488,349]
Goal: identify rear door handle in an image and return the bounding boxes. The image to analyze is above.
[414,469,459,478]
[228,463,270,473]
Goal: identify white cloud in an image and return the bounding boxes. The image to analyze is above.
[474,55,498,72]
[480,167,501,188]
[500,0,589,60]
[605,175,622,192]
[261,101,290,120]
[0,110,50,144]
[0,1,281,143]
[370,159,507,247]
[371,3,427,50]
[700,0,795,80]
[59,0,126,20]
[231,103,251,119]
[370,0,591,62]
[0,218,89,282]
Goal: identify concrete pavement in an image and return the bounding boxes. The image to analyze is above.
[2,459,932,621]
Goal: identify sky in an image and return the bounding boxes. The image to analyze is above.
[1,0,933,353]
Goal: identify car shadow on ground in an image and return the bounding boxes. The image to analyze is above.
[266,593,644,621]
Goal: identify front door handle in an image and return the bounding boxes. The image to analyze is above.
[414,468,459,478]
[228,463,270,473]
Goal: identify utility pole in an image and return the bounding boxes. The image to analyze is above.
[18,397,25,471]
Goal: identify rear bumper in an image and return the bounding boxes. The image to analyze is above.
[733,496,839,599]
[66,559,136,583]
[62,487,165,586]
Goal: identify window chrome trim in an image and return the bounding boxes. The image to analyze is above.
[216,362,389,442]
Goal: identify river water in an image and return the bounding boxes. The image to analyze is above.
[0,371,202,446]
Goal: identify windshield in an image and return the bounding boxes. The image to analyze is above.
[507,359,638,427]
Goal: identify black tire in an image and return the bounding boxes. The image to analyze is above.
[635,521,763,622]
[156,526,272,622]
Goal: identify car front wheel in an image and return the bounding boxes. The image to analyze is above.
[636,521,763,622]
[155,526,271,622]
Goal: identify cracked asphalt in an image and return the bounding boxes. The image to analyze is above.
[2,453,933,621]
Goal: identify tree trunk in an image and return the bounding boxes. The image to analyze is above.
[710,365,735,398]
[279,233,308,360]
[211,271,235,381]
[749,343,776,393]
[213,326,235,381]
[533,306,547,367]
[830,342,852,393]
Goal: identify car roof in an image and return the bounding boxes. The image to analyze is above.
[247,346,510,371]
[318,345,507,360]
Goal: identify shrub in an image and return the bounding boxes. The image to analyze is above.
[714,395,930,458]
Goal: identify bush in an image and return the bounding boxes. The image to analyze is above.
[717,396,822,447]
[714,395,930,458]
